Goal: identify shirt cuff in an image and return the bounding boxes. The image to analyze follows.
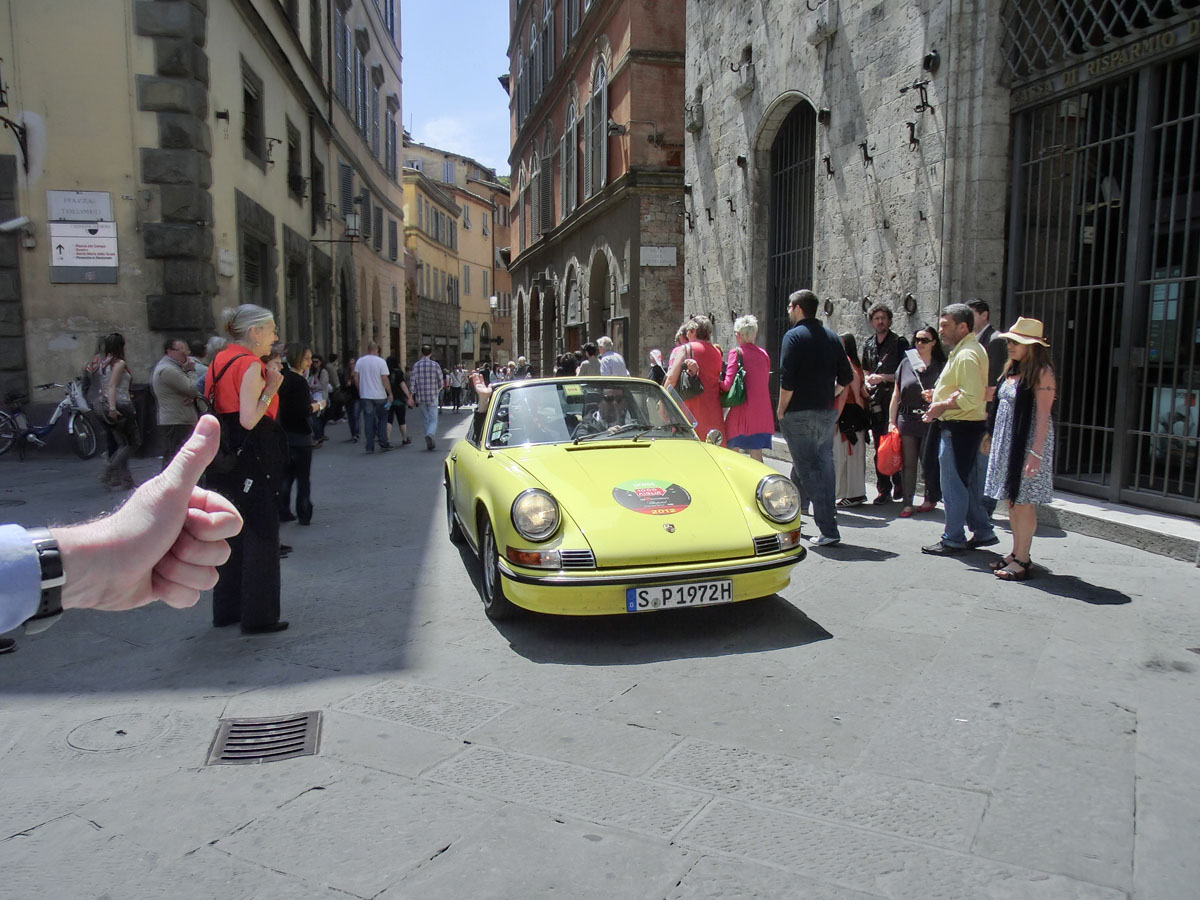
[0,524,42,633]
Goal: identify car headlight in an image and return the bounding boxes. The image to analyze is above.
[756,475,800,523]
[511,489,560,541]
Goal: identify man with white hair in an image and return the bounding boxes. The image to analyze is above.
[597,335,629,376]
[514,356,532,378]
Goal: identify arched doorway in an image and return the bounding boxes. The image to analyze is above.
[765,102,817,361]
[540,284,558,376]
[529,287,541,372]
[516,291,527,359]
[587,251,611,341]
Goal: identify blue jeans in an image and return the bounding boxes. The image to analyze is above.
[360,398,388,450]
[939,429,994,547]
[780,408,840,539]
[419,400,439,438]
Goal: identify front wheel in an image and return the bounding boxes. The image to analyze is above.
[479,514,519,620]
[70,414,98,459]
[0,411,17,456]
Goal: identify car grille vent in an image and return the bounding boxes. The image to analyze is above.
[753,535,781,555]
[559,549,596,569]
[205,712,321,766]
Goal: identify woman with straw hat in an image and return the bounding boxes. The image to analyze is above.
[983,317,1057,581]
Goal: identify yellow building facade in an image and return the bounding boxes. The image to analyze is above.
[401,169,459,367]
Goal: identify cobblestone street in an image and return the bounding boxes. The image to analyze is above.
[2,410,1198,899]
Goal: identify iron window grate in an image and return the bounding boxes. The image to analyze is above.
[754,535,782,555]
[206,711,321,766]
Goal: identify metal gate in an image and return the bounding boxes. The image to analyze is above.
[767,103,817,360]
[1007,50,1200,515]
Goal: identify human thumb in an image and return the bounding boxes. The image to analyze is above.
[162,415,221,492]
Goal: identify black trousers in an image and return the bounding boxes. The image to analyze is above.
[210,470,281,629]
[278,442,313,524]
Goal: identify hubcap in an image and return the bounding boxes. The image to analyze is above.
[481,523,496,603]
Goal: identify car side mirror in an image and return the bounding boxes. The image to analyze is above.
[706,429,723,444]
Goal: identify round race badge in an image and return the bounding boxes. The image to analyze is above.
[612,479,692,515]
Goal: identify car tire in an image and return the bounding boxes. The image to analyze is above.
[479,514,519,620]
[446,478,465,544]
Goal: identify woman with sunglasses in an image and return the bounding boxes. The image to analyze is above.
[888,324,946,517]
[983,318,1057,581]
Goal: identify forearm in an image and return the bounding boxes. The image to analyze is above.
[776,388,793,419]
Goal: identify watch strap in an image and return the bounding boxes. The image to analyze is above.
[25,526,64,633]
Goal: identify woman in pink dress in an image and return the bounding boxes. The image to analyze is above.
[719,315,775,461]
[665,315,725,443]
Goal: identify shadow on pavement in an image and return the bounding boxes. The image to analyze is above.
[808,544,899,562]
[492,595,832,666]
[1022,571,1132,605]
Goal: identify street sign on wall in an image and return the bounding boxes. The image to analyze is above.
[46,190,118,284]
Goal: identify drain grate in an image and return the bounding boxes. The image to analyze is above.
[205,711,321,766]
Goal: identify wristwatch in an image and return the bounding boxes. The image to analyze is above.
[24,526,65,634]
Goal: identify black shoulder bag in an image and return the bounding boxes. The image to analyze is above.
[205,352,285,481]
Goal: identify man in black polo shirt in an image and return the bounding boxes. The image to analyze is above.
[776,289,854,547]
[862,303,910,503]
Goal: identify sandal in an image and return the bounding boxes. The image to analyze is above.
[988,553,1015,571]
[994,558,1034,581]
[898,505,914,518]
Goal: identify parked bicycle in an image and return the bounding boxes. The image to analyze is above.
[0,378,98,459]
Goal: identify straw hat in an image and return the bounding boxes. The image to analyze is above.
[998,316,1050,347]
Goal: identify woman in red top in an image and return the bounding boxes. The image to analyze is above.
[204,304,287,635]
[665,315,725,443]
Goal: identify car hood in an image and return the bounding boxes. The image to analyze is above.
[504,440,757,567]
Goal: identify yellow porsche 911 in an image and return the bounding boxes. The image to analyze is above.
[444,377,806,619]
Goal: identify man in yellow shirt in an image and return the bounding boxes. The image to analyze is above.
[921,303,998,554]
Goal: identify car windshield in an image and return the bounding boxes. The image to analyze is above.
[484,379,697,449]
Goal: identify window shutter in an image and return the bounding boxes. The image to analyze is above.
[339,163,353,216]
[531,165,540,237]
[545,13,554,81]
[371,86,380,157]
[361,192,372,241]
[559,134,567,214]
[541,151,553,232]
[599,83,608,190]
[463,264,470,295]
[417,196,423,230]
[583,101,593,201]
[388,219,397,259]
[373,206,383,251]
[334,8,347,104]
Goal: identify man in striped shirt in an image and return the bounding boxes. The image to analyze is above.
[410,344,444,451]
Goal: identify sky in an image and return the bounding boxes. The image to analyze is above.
[401,0,512,176]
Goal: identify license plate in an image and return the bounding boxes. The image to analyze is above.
[626,580,734,612]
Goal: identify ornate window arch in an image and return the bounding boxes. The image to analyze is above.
[562,102,578,215]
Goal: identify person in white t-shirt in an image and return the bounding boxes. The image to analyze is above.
[352,343,393,453]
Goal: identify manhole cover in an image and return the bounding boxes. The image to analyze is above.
[0,499,26,507]
[67,713,172,752]
[206,711,321,766]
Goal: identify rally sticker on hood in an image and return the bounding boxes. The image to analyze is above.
[612,479,692,515]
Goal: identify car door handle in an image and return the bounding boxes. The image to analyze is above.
[450,454,456,462]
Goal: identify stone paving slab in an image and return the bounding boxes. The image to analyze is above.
[426,744,711,839]
[334,679,514,738]
[678,799,1127,900]
[464,704,683,776]
[214,767,501,898]
[973,733,1133,890]
[667,855,887,900]
[376,804,694,900]
[319,708,464,778]
[650,738,986,849]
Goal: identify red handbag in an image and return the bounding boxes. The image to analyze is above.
[876,428,903,476]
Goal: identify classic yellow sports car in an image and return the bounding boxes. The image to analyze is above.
[444,377,806,618]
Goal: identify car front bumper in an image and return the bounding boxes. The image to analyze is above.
[496,547,806,615]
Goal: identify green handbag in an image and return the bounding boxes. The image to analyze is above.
[720,349,747,408]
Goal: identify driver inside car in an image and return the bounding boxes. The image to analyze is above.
[571,386,638,438]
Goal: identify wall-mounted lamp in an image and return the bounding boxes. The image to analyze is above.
[923,49,940,74]
[608,117,663,145]
[343,212,361,240]
[817,107,831,126]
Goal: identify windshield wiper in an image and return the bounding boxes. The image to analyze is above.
[573,423,650,444]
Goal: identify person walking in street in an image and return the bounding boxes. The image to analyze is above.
[204,304,288,634]
[307,356,331,447]
[577,342,601,376]
[862,303,910,504]
[834,333,869,507]
[719,315,774,462]
[888,324,945,517]
[277,343,318,526]
[353,343,393,454]
[340,356,360,442]
[386,356,416,445]
[99,332,140,491]
[665,315,725,443]
[968,298,1009,518]
[597,335,629,376]
[984,317,1057,581]
[920,303,998,555]
[776,290,853,547]
[151,337,201,471]
[411,344,443,450]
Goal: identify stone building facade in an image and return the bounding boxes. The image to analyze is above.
[0,0,403,399]
[506,0,686,377]
[686,0,1200,517]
